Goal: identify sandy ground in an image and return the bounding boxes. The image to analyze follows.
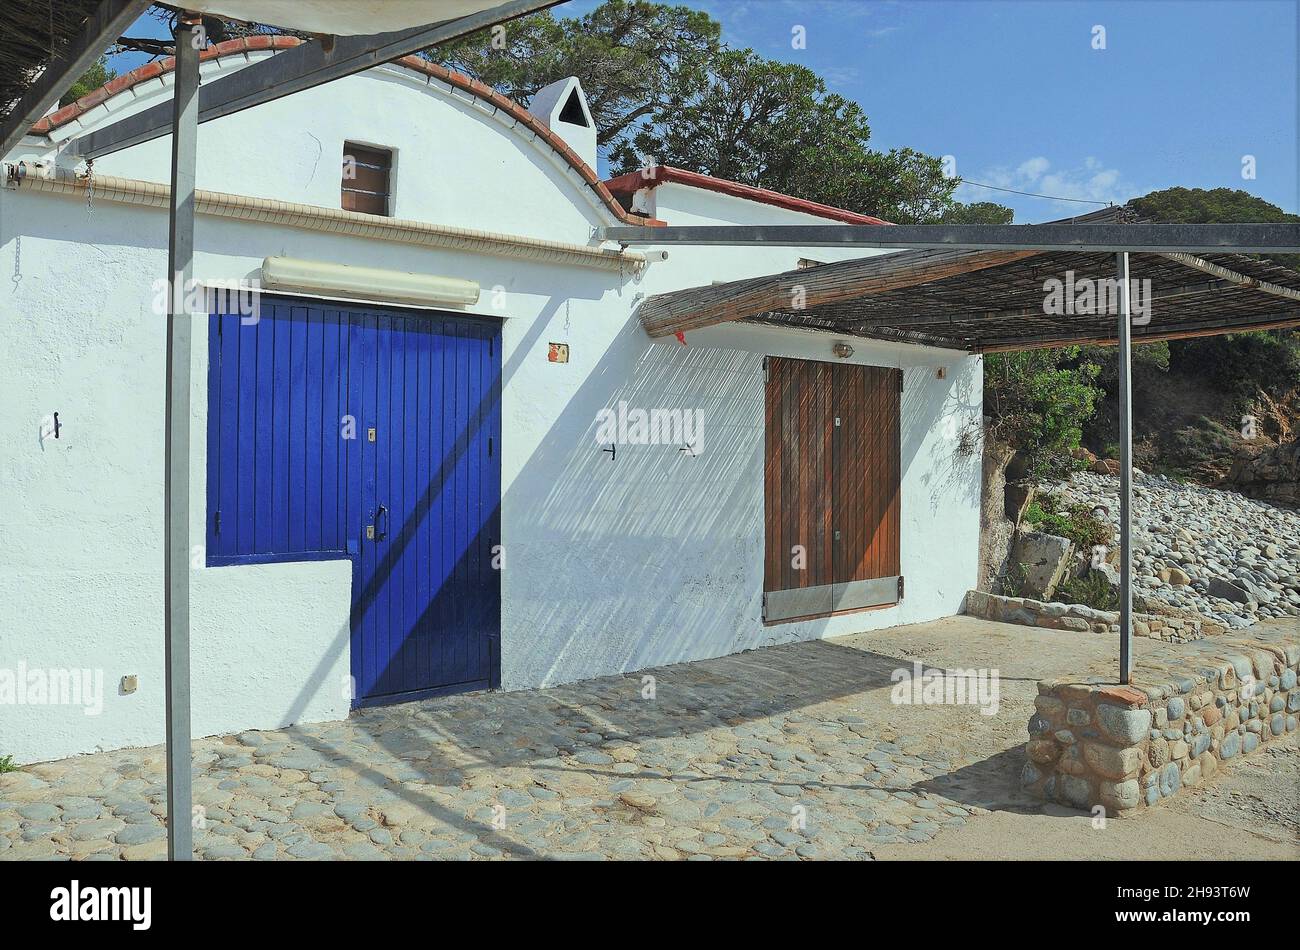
[871,737,1298,860]
[854,616,1300,861]
[3,615,1296,860]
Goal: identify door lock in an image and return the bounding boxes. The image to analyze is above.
[368,427,377,442]
[366,525,375,540]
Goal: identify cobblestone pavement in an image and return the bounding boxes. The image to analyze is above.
[1,616,1292,861]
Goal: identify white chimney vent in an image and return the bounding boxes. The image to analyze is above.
[528,77,597,171]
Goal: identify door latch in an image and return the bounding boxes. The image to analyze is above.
[368,427,377,442]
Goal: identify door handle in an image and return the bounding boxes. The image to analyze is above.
[374,504,388,541]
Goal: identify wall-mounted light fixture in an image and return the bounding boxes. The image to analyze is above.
[832,341,854,359]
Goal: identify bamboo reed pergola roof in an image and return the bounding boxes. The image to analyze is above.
[0,0,106,122]
[638,207,1300,352]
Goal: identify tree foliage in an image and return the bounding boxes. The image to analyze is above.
[429,0,719,154]
[1131,186,1300,406]
[984,347,1102,480]
[1130,186,1299,225]
[606,47,966,224]
[941,201,1015,224]
[1171,332,1300,409]
[61,58,116,107]
[990,187,1300,483]
[429,1,1007,225]
[1130,186,1300,272]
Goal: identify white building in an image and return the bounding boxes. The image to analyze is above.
[0,39,982,763]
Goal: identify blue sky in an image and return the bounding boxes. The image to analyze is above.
[108,0,1298,222]
[665,0,1300,221]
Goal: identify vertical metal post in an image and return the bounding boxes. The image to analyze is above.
[1115,252,1134,684]
[165,13,201,861]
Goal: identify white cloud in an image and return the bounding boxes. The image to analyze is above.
[1017,156,1051,179]
[821,66,862,88]
[957,155,1138,214]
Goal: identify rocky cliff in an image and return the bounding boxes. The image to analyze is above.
[1225,440,1299,507]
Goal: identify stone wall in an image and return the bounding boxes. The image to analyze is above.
[1020,628,1299,814]
[964,590,1217,643]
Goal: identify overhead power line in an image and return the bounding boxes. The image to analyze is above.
[959,178,1111,205]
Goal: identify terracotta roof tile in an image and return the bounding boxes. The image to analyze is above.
[604,165,892,226]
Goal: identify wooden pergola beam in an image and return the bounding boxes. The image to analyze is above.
[0,0,152,158]
[1158,251,1300,303]
[691,238,1300,351]
[640,248,1041,338]
[973,312,1300,353]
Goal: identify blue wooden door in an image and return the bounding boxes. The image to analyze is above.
[207,296,501,708]
[351,309,502,706]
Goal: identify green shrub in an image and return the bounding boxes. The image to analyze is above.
[1078,341,1170,385]
[1170,331,1300,410]
[996,562,1031,599]
[60,57,117,107]
[1056,570,1119,612]
[1023,494,1111,549]
[984,347,1103,482]
[0,755,17,773]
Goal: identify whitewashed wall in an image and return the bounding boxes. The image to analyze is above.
[0,56,981,762]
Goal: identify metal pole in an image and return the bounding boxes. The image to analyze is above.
[595,222,1300,253]
[1116,252,1134,684]
[164,13,201,861]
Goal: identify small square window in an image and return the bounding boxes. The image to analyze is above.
[342,142,392,216]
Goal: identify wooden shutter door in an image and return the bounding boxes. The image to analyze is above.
[764,357,833,619]
[831,364,902,610]
[764,357,901,622]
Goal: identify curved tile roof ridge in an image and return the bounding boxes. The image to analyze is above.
[29,35,659,226]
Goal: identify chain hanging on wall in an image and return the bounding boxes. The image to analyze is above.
[85,159,95,215]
